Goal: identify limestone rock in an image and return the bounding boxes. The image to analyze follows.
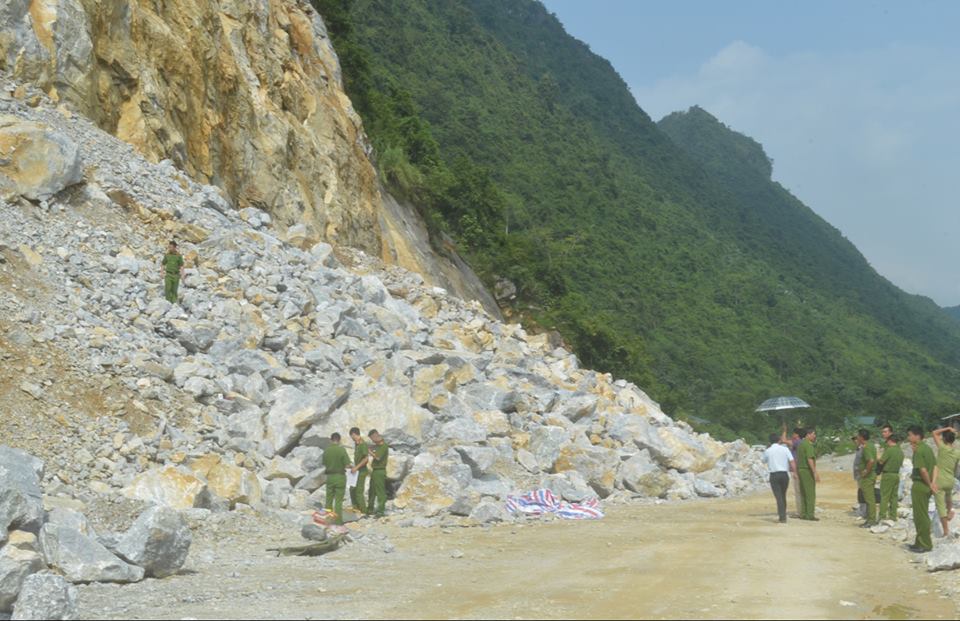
[540,472,597,503]
[11,572,79,621]
[115,506,192,578]
[122,466,207,510]
[39,524,144,583]
[0,446,45,536]
[529,426,570,472]
[0,545,44,612]
[926,543,960,572]
[553,445,619,498]
[205,463,261,509]
[0,116,82,200]
[265,383,351,455]
[619,450,674,498]
[311,382,433,447]
[469,500,511,524]
[301,522,327,542]
[455,446,499,478]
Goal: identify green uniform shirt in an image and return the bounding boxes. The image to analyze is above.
[860,442,877,477]
[912,442,936,483]
[322,444,350,475]
[880,444,904,474]
[354,441,369,468]
[935,444,960,486]
[797,439,816,470]
[370,443,389,470]
[162,252,184,276]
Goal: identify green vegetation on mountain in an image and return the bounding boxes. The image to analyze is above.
[945,306,960,322]
[313,0,960,441]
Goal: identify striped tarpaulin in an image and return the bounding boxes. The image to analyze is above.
[505,489,604,520]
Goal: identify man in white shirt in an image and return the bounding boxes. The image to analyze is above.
[763,433,797,523]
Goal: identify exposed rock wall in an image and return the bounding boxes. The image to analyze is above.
[1,0,379,251]
[0,0,498,311]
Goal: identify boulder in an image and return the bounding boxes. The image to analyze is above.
[115,506,192,578]
[693,478,724,498]
[45,508,94,538]
[10,572,78,621]
[205,463,261,508]
[448,492,481,517]
[301,522,327,542]
[0,117,83,201]
[0,446,45,536]
[516,449,540,474]
[540,471,597,503]
[122,466,207,510]
[0,545,44,612]
[529,426,570,472]
[39,524,144,583]
[310,382,434,447]
[455,446,499,478]
[553,445,619,498]
[618,450,674,498]
[264,383,350,455]
[556,393,598,422]
[412,364,449,405]
[439,418,488,444]
[926,543,960,572]
[469,500,511,524]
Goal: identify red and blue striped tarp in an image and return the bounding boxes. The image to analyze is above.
[505,489,604,520]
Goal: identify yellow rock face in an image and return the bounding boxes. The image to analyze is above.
[206,462,262,507]
[392,471,455,517]
[123,465,206,510]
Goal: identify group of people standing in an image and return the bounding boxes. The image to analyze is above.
[763,423,959,554]
[321,428,390,525]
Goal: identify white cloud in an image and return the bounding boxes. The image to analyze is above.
[635,42,960,305]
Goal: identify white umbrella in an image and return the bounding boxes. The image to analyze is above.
[756,396,811,413]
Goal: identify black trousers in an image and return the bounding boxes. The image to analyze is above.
[770,472,790,522]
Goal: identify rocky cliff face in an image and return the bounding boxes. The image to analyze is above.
[0,0,495,313]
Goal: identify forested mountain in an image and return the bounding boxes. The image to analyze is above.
[313,0,960,440]
[945,306,960,321]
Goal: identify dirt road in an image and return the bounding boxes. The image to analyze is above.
[78,467,956,620]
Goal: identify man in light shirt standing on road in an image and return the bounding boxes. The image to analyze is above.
[763,432,797,523]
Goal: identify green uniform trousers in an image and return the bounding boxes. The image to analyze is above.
[859,475,878,524]
[911,481,933,551]
[350,470,368,514]
[325,473,346,525]
[879,473,899,520]
[164,274,180,303]
[368,469,387,517]
[798,469,816,519]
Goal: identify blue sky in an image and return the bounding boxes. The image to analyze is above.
[542,1,960,306]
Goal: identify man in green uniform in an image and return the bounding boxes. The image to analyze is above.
[349,427,369,515]
[932,427,960,538]
[367,429,389,518]
[878,434,904,522]
[322,432,350,525]
[907,426,937,553]
[160,240,185,303]
[856,429,878,527]
[797,428,821,521]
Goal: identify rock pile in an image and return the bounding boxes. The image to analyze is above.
[0,72,766,534]
[0,446,192,618]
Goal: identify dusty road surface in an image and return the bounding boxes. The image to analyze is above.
[78,468,956,620]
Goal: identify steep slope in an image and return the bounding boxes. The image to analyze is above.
[0,0,498,314]
[328,0,960,438]
[945,306,960,322]
[0,79,765,528]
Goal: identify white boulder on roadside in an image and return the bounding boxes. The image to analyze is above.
[115,506,192,578]
[10,572,78,621]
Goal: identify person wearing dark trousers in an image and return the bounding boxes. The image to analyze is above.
[763,432,797,523]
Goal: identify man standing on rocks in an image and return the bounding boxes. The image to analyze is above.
[855,429,878,528]
[160,240,185,303]
[797,428,820,521]
[877,434,904,522]
[367,430,389,518]
[349,427,370,516]
[763,433,796,523]
[322,432,350,525]
[907,426,937,553]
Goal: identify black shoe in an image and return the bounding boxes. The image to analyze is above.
[778,518,787,524]
[907,545,931,554]
[860,522,875,529]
